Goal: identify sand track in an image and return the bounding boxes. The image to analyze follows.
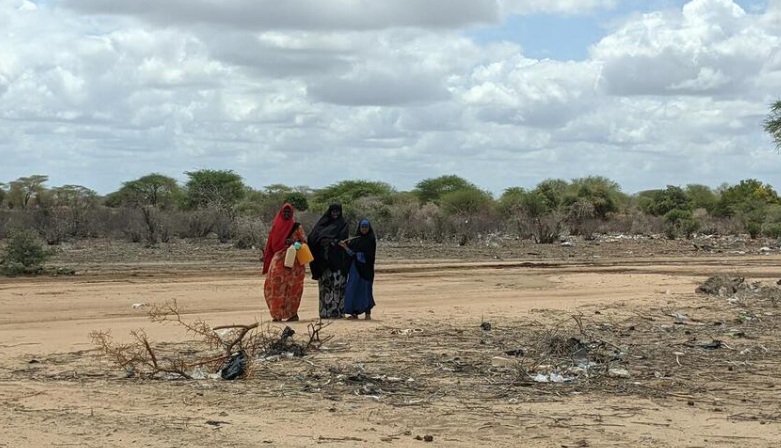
[2,255,781,447]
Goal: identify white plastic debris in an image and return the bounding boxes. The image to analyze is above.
[533,373,550,383]
[608,368,631,378]
[132,303,147,309]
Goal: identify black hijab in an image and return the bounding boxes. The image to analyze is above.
[348,219,376,282]
[307,204,349,280]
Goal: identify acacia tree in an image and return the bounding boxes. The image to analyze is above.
[413,175,477,204]
[765,99,781,150]
[7,175,48,209]
[107,174,181,209]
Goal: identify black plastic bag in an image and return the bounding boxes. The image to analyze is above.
[220,351,247,380]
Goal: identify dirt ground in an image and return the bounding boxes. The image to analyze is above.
[2,238,781,447]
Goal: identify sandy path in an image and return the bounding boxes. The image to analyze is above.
[1,256,781,447]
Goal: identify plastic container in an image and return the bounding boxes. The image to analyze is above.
[296,243,314,265]
[284,245,297,268]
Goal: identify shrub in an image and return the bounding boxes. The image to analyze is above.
[763,223,781,239]
[439,188,494,216]
[746,222,762,239]
[1,229,50,276]
[663,209,700,239]
[232,217,267,249]
[284,192,309,212]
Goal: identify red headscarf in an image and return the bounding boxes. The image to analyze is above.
[263,204,296,274]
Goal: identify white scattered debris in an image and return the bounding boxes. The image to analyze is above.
[561,241,574,247]
[759,247,773,254]
[608,368,631,378]
[533,372,572,383]
[132,303,147,309]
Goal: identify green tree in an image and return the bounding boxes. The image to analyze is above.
[107,174,181,209]
[312,180,394,209]
[499,187,527,216]
[0,229,50,276]
[413,175,477,204]
[713,179,780,218]
[765,99,781,150]
[685,184,717,212]
[440,188,494,216]
[0,182,7,207]
[640,186,691,216]
[534,179,569,210]
[7,175,49,209]
[51,185,98,208]
[185,170,246,208]
[565,176,624,219]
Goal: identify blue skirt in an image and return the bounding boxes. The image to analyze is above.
[344,263,375,315]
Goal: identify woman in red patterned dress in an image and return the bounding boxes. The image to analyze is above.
[263,204,307,322]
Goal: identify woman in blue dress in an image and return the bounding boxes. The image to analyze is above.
[339,219,376,320]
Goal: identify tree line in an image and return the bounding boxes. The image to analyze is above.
[1,171,780,248]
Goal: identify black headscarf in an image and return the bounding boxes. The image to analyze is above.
[307,204,349,280]
[348,219,376,282]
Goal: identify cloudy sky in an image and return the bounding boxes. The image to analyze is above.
[1,0,780,194]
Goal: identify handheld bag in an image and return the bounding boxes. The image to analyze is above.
[296,243,314,265]
[284,245,297,268]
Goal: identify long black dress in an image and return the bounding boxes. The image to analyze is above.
[307,204,349,318]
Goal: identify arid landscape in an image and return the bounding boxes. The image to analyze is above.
[2,237,781,447]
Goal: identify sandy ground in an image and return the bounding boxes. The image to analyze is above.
[2,253,781,447]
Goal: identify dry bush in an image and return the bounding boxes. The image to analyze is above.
[91,299,331,380]
[181,208,216,239]
[232,216,267,249]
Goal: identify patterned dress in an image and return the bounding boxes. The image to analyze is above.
[264,226,306,321]
[319,269,346,318]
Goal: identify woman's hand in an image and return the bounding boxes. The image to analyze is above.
[338,241,349,250]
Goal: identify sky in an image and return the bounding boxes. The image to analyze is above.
[1,0,780,195]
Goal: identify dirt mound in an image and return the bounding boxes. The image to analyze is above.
[696,275,745,296]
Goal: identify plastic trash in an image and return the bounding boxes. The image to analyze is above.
[699,340,723,350]
[480,322,492,331]
[220,351,248,380]
[608,368,631,378]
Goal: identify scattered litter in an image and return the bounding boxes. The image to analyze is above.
[608,368,631,378]
[561,241,574,247]
[480,322,492,332]
[28,359,40,364]
[739,312,758,323]
[205,420,230,428]
[699,340,724,350]
[392,328,424,336]
[667,312,690,322]
[533,372,572,383]
[504,348,524,357]
[220,351,248,380]
[131,303,147,309]
[759,247,773,254]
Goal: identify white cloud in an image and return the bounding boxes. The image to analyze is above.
[0,0,780,195]
[592,0,781,97]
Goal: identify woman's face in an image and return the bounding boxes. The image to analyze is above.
[330,208,341,220]
[360,223,370,235]
[282,208,293,220]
